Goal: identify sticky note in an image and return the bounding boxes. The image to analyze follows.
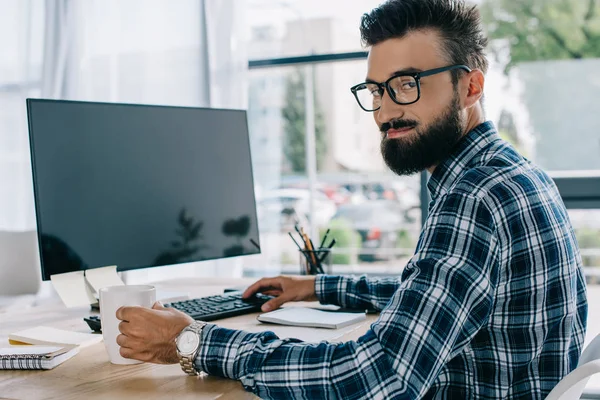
[85,265,124,293]
[50,271,97,308]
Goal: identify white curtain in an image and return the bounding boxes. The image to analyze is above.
[70,0,250,282]
[48,0,247,107]
[0,0,45,297]
[0,0,250,291]
[205,0,248,110]
[40,0,81,99]
[0,0,43,232]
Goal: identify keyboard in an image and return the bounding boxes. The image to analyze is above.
[84,292,272,333]
[167,292,272,321]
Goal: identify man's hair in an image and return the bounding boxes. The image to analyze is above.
[360,0,489,80]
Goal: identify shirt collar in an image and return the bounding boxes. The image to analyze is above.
[427,121,500,201]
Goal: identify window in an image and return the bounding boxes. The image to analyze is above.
[247,0,382,59]
[480,0,600,173]
[245,61,422,277]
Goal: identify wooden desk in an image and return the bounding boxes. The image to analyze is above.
[0,278,377,400]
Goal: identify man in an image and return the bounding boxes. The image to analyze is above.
[116,0,588,398]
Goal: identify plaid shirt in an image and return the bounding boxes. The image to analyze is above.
[195,121,588,399]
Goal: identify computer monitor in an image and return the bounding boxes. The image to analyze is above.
[26,99,260,281]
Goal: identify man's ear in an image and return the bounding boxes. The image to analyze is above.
[463,69,485,109]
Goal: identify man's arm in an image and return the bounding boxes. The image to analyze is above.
[241,274,401,313]
[196,192,500,399]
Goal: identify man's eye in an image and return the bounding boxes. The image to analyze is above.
[401,81,417,90]
[366,85,380,96]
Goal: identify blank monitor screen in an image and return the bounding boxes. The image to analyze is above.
[27,99,260,281]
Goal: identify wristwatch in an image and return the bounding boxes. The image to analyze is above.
[176,321,207,376]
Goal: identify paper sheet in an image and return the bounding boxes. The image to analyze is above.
[50,271,97,308]
[9,326,103,348]
[84,265,124,293]
[259,307,366,328]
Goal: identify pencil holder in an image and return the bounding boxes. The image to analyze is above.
[299,249,332,275]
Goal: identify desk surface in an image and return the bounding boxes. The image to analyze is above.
[0,277,377,400]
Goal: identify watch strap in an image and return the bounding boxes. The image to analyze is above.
[178,321,207,376]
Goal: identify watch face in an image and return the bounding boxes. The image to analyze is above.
[177,330,200,354]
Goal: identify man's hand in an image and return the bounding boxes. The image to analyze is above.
[116,302,194,364]
[242,275,318,312]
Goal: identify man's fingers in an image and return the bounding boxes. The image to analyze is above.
[116,334,130,348]
[116,305,143,321]
[118,320,131,335]
[261,289,283,297]
[115,306,128,321]
[243,277,282,298]
[118,347,151,362]
[119,346,141,360]
[261,294,291,312]
[242,277,278,298]
[116,333,152,362]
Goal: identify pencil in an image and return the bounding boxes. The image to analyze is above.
[319,228,330,249]
[301,228,319,272]
[308,238,324,274]
[288,232,302,250]
[289,232,312,273]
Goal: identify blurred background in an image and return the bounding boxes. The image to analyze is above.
[1,0,599,312]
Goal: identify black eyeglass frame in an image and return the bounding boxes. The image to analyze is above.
[350,64,472,112]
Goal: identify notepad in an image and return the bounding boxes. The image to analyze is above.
[8,326,103,348]
[257,307,366,329]
[0,345,78,370]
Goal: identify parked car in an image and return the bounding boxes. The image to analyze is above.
[257,188,337,232]
[318,183,353,206]
[332,200,413,262]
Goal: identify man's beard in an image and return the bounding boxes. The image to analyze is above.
[380,94,464,176]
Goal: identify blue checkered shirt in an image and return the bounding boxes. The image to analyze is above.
[195,121,588,399]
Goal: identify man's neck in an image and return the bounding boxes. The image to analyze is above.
[464,106,486,137]
[426,107,486,175]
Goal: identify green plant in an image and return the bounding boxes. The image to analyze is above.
[320,219,361,265]
[282,68,327,173]
[575,227,600,267]
[396,229,417,256]
[480,0,600,73]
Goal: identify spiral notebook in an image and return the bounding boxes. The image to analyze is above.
[0,345,78,370]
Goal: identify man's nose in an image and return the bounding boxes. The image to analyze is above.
[375,91,404,127]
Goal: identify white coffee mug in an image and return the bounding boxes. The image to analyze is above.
[99,284,156,365]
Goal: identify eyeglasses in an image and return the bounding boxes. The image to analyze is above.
[350,65,471,112]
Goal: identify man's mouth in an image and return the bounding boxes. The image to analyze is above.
[386,126,415,139]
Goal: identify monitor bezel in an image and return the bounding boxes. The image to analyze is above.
[26,98,261,281]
